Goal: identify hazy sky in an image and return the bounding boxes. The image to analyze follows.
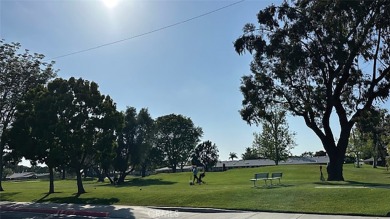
[1,0,389,163]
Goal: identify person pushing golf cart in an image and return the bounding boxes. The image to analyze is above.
[190,165,206,185]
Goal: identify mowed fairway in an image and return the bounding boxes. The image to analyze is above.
[1,164,389,216]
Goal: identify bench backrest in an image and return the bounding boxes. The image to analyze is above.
[255,173,269,179]
[271,172,282,178]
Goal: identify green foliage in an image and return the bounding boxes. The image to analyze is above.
[354,108,390,169]
[155,114,203,172]
[234,0,390,180]
[0,40,56,191]
[228,152,238,161]
[115,107,155,181]
[300,151,314,157]
[252,110,295,165]
[241,147,258,160]
[2,168,13,179]
[18,77,122,194]
[191,140,219,171]
[8,85,63,193]
[314,150,327,157]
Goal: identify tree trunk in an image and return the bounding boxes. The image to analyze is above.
[105,170,114,184]
[372,134,378,168]
[0,135,5,191]
[48,166,55,194]
[76,170,86,194]
[327,150,345,181]
[62,168,66,180]
[0,124,8,192]
[141,165,146,177]
[0,149,3,192]
[172,165,177,173]
[356,152,360,168]
[117,171,127,184]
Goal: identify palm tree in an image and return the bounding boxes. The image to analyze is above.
[229,152,238,161]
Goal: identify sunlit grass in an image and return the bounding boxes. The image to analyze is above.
[1,164,389,216]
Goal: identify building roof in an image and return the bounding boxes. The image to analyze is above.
[6,172,37,179]
[215,156,329,168]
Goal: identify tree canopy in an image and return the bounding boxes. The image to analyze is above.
[235,0,390,180]
[0,40,56,191]
[155,114,203,173]
[47,77,121,194]
[191,140,219,171]
[252,109,295,165]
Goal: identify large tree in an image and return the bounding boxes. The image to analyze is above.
[347,127,373,167]
[191,140,219,171]
[0,41,56,191]
[155,114,203,173]
[356,108,390,167]
[48,77,121,194]
[234,0,390,180]
[115,107,154,182]
[252,110,295,165]
[8,85,63,193]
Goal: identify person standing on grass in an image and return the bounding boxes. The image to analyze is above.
[192,165,199,184]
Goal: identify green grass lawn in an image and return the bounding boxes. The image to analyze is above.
[1,164,389,216]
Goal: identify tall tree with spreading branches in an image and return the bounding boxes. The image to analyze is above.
[0,41,56,191]
[234,0,390,180]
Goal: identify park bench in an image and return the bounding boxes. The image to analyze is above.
[250,173,270,187]
[270,172,282,185]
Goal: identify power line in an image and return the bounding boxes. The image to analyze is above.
[47,0,246,61]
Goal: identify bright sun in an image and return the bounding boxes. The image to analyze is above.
[102,0,119,9]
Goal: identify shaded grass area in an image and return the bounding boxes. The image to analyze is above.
[1,164,389,216]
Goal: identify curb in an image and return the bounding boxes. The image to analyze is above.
[149,206,245,213]
[0,206,109,217]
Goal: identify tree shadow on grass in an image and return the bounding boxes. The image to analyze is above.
[254,184,294,189]
[1,197,135,219]
[36,194,119,205]
[99,178,177,188]
[314,180,390,189]
[40,197,119,205]
[0,192,21,201]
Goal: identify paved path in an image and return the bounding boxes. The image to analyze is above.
[0,201,386,219]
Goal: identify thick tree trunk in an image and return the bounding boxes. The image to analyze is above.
[49,166,54,194]
[76,170,86,194]
[117,174,125,184]
[327,153,345,181]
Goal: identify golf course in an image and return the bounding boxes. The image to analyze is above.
[1,164,389,216]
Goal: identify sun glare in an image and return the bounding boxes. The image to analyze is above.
[102,0,119,9]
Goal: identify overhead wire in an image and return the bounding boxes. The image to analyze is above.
[47,0,246,61]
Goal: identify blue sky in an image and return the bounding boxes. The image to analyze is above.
[1,0,389,163]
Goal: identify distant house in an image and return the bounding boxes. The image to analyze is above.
[363,156,389,166]
[6,172,37,180]
[5,172,50,180]
[213,156,329,171]
[155,165,193,174]
[154,156,330,173]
